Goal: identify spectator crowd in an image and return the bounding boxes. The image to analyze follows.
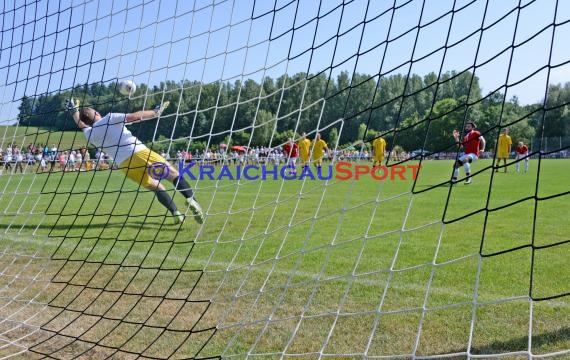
[0,143,117,174]
[0,140,565,176]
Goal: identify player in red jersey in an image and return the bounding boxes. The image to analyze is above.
[452,121,486,184]
[515,141,529,173]
[282,138,299,175]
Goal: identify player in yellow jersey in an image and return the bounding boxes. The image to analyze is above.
[311,133,328,168]
[372,134,387,166]
[298,132,311,168]
[495,128,512,172]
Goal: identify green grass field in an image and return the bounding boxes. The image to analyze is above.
[0,159,568,358]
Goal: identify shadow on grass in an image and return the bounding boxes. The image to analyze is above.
[444,326,570,357]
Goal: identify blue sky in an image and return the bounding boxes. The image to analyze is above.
[0,0,569,125]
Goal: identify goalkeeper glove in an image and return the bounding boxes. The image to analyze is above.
[153,101,170,116]
[65,98,80,113]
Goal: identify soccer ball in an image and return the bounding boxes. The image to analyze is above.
[118,80,136,96]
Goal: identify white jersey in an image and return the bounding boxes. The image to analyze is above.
[82,113,147,165]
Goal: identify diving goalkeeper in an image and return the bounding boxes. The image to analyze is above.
[65,98,204,225]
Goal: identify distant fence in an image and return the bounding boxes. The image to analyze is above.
[530,136,570,153]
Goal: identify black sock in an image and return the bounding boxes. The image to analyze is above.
[173,177,194,199]
[155,190,178,213]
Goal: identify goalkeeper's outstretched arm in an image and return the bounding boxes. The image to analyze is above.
[65,98,89,130]
[125,101,170,124]
[65,98,170,126]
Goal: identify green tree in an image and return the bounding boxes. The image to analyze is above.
[424,98,467,151]
[480,91,535,152]
[538,83,570,138]
[274,129,297,145]
[328,127,339,148]
[232,131,251,145]
[17,71,546,156]
[251,110,275,146]
[17,96,34,126]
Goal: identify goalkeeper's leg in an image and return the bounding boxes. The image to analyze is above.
[147,182,184,224]
[121,154,184,224]
[165,164,204,224]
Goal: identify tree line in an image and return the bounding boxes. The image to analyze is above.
[17,70,570,153]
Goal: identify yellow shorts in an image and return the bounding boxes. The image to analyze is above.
[312,156,324,163]
[497,151,509,159]
[120,149,168,188]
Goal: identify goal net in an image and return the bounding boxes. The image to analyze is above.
[0,0,569,358]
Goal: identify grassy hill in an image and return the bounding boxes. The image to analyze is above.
[0,125,88,150]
